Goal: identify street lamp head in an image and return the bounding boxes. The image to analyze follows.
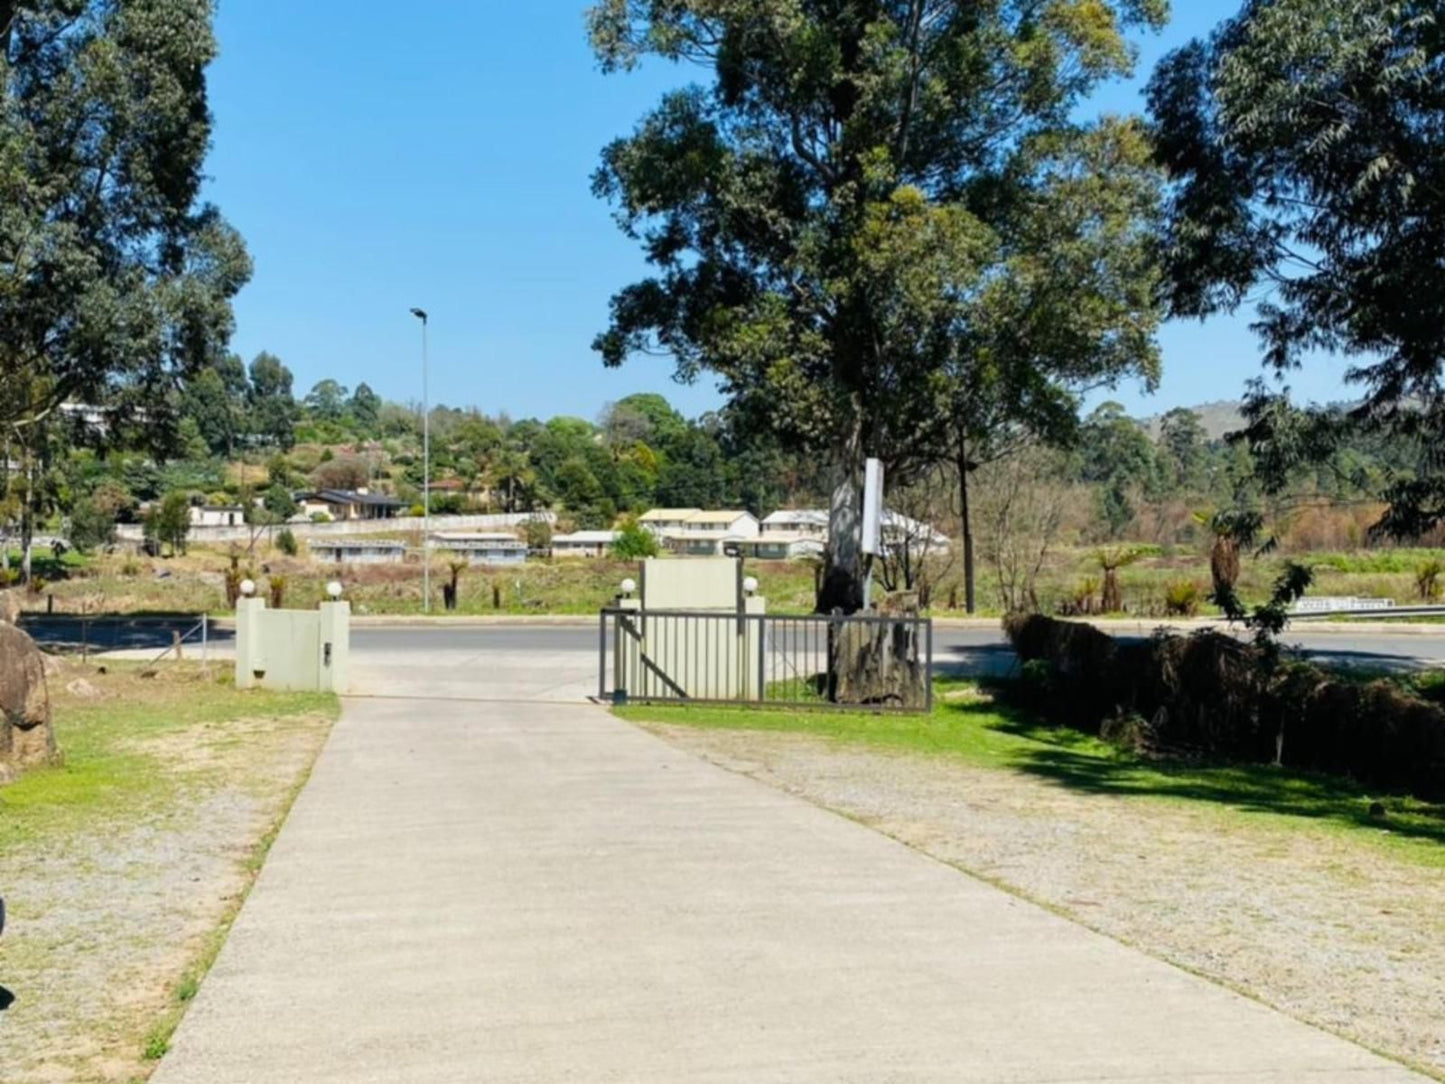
[743,576,759,595]
[409,307,428,323]
[239,579,256,597]
[326,581,344,600]
[620,578,637,597]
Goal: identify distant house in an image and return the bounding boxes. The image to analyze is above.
[758,509,951,553]
[551,530,620,558]
[190,504,245,528]
[761,509,829,540]
[312,539,406,565]
[735,534,825,561]
[296,489,405,522]
[639,508,701,535]
[432,532,527,566]
[642,509,761,557]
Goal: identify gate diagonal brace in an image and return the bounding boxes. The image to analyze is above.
[618,614,690,700]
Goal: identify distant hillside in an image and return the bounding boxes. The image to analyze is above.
[1138,400,1245,441]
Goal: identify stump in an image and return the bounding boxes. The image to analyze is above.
[0,621,58,782]
[829,593,928,710]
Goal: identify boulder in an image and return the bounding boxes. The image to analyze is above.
[0,622,59,780]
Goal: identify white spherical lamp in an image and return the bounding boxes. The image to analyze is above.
[239,579,256,597]
[620,578,637,597]
[326,581,344,599]
[743,576,759,595]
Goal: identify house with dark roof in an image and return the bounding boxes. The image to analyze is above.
[296,489,405,522]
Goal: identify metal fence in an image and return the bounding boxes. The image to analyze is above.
[18,614,222,663]
[598,608,933,713]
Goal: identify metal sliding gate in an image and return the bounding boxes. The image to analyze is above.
[598,608,933,713]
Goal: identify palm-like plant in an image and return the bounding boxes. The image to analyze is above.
[1195,509,1269,606]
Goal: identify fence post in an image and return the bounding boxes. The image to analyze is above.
[201,614,209,666]
[924,618,934,714]
[597,610,607,700]
[756,614,766,703]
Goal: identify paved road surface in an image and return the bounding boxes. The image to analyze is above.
[152,657,1428,1083]
[19,616,1445,679]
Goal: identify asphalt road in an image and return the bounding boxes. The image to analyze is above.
[18,617,1445,674]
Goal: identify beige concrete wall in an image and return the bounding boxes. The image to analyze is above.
[616,559,766,701]
[236,599,350,694]
[640,557,739,610]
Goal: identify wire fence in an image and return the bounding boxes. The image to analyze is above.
[18,614,223,664]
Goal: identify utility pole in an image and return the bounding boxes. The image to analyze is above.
[410,308,431,613]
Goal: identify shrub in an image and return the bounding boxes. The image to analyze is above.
[276,528,298,557]
[1416,559,1443,601]
[1002,614,1445,800]
[1163,579,1202,617]
[120,556,141,577]
[268,575,286,609]
[611,520,659,560]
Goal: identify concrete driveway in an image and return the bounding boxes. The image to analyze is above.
[150,649,1428,1083]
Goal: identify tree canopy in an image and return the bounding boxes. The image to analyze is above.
[0,0,249,442]
[1149,0,1445,537]
[590,0,1168,609]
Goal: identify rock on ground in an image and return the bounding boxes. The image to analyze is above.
[0,621,59,780]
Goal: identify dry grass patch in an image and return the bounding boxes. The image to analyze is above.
[0,661,337,1083]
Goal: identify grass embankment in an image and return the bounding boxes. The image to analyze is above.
[618,681,1445,867]
[0,663,338,1083]
[16,541,1445,619]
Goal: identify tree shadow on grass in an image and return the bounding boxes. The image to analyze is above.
[948,694,1445,849]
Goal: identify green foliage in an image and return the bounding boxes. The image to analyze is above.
[144,492,192,556]
[522,517,553,550]
[590,0,1168,609]
[610,519,659,559]
[1150,2,1445,538]
[67,496,117,555]
[0,0,250,442]
[1416,560,1443,602]
[276,528,298,557]
[1163,580,1202,617]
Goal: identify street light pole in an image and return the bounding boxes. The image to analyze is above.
[410,308,431,614]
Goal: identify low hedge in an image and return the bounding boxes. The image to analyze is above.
[1003,614,1445,800]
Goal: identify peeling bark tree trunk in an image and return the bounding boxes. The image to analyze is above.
[830,592,928,709]
[818,460,865,615]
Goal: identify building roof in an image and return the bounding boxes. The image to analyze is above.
[300,489,404,508]
[553,530,621,544]
[432,532,520,543]
[763,509,829,527]
[738,533,821,546]
[312,539,406,550]
[639,508,702,522]
[686,510,755,525]
[661,529,754,542]
[439,539,527,550]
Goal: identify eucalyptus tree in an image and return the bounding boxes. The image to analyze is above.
[1150,0,1445,537]
[1,0,249,436]
[590,0,1169,611]
[2,0,246,578]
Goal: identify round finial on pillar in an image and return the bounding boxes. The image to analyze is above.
[326,581,344,599]
[743,576,759,595]
[239,579,256,597]
[620,578,637,597]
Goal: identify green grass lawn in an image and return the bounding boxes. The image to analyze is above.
[618,681,1445,867]
[0,664,336,853]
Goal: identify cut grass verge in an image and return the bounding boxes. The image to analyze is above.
[618,680,1445,868]
[0,661,338,1083]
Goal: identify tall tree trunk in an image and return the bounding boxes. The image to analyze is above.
[956,444,976,614]
[818,453,865,615]
[0,1,15,58]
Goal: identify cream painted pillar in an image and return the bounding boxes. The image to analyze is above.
[234,597,268,690]
[317,601,351,694]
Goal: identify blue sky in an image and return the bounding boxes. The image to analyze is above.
[204,1,1354,424]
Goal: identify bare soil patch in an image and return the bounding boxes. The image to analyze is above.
[0,663,335,1083]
